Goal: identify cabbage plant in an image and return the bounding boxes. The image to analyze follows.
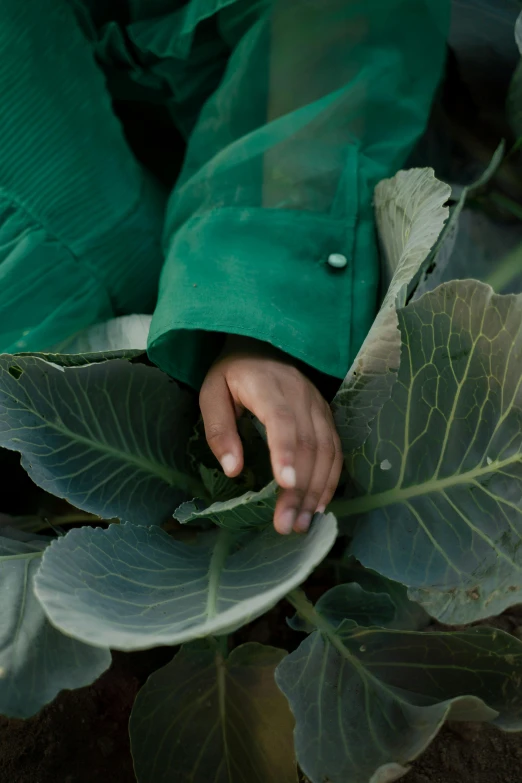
[1,163,522,783]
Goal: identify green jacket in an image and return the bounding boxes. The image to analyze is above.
[0,0,449,389]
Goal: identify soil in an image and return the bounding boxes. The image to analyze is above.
[407,723,522,783]
[1,453,522,783]
[0,648,174,783]
[1,613,522,783]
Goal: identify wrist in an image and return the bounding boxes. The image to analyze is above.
[221,334,284,360]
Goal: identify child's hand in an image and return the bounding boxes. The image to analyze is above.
[199,335,343,535]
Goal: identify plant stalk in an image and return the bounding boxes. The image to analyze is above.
[286,588,360,663]
[485,240,522,293]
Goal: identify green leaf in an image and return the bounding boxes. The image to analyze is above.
[187,416,273,497]
[334,280,522,624]
[339,558,430,632]
[333,168,450,452]
[276,587,522,783]
[15,348,144,368]
[16,314,152,367]
[288,582,395,633]
[288,563,429,634]
[130,641,297,783]
[52,314,152,354]
[0,513,49,535]
[0,355,202,525]
[175,481,277,531]
[0,528,110,718]
[34,516,338,650]
[198,465,243,503]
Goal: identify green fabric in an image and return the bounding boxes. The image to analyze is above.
[0,0,450,387]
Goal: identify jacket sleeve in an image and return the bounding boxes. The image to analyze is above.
[0,0,166,355]
[147,0,451,389]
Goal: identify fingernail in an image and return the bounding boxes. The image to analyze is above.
[295,512,312,533]
[279,466,296,488]
[278,509,297,535]
[221,453,238,476]
[315,505,326,515]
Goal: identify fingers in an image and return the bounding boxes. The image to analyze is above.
[265,397,340,535]
[294,407,343,533]
[235,377,298,492]
[201,356,342,535]
[315,425,343,517]
[199,369,244,478]
[291,407,335,533]
[273,415,316,535]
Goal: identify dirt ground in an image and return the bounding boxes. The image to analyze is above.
[0,648,173,783]
[407,723,522,783]
[1,618,522,783]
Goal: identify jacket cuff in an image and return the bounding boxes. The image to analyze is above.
[148,206,359,389]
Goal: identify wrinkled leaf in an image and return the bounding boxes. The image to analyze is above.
[276,586,522,783]
[339,558,430,632]
[175,481,277,530]
[0,529,110,718]
[336,280,522,624]
[187,416,273,497]
[288,582,395,633]
[290,562,429,634]
[15,348,144,368]
[198,465,242,502]
[34,515,337,650]
[50,313,151,354]
[333,168,450,452]
[130,641,297,783]
[0,356,201,525]
[17,314,152,367]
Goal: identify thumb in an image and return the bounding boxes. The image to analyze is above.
[199,369,244,477]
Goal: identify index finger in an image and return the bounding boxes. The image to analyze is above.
[237,379,297,490]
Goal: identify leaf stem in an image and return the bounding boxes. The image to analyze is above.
[489,191,522,221]
[286,589,356,662]
[0,550,43,562]
[216,635,229,659]
[206,530,232,621]
[30,513,116,533]
[484,240,522,293]
[328,453,521,519]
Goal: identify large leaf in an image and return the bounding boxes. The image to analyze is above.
[288,563,430,634]
[130,641,297,783]
[34,516,337,650]
[0,356,202,525]
[17,314,153,367]
[332,168,450,452]
[15,348,144,368]
[0,528,110,718]
[175,481,277,530]
[334,280,522,624]
[287,582,395,634]
[54,314,152,354]
[339,558,430,632]
[276,586,522,783]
